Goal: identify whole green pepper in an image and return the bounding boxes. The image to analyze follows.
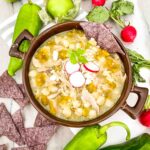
[64,122,130,150]
[8,0,42,76]
[100,133,150,150]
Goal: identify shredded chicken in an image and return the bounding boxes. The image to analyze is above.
[81,89,99,113]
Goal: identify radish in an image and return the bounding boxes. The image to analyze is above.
[92,0,106,6]
[139,110,150,127]
[121,25,137,42]
[65,60,80,74]
[83,62,99,73]
[69,71,85,88]
[139,95,150,127]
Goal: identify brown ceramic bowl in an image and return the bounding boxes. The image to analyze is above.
[9,21,148,127]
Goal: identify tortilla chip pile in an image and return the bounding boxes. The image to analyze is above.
[0,71,60,150]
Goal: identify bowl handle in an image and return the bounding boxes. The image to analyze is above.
[9,30,34,59]
[122,86,148,119]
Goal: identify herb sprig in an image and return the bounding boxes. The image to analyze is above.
[110,0,134,28]
[68,48,88,64]
[86,0,134,27]
[127,49,150,84]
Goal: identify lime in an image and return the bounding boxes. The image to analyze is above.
[46,0,74,18]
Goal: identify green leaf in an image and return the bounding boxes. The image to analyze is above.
[67,49,88,64]
[70,52,78,64]
[111,0,134,16]
[76,48,86,56]
[127,49,144,62]
[110,10,125,28]
[86,6,110,23]
[132,64,146,84]
[144,95,150,110]
[68,49,73,56]
[78,56,88,64]
[110,0,134,28]
[127,49,150,84]
[127,49,150,68]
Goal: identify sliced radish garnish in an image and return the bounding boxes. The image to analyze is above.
[65,60,80,74]
[69,71,85,88]
[83,62,99,73]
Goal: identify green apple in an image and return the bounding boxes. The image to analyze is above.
[46,0,74,18]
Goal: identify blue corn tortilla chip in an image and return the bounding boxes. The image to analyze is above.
[11,145,47,150]
[34,113,57,127]
[80,22,124,55]
[80,22,99,40]
[24,126,59,147]
[12,109,24,129]
[12,110,58,147]
[0,103,24,146]
[0,71,23,99]
[14,84,30,108]
[30,144,47,150]
[12,109,26,144]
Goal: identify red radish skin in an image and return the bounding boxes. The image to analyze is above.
[121,25,137,42]
[139,110,150,127]
[92,0,106,6]
[69,71,85,88]
[65,60,80,75]
[83,62,99,73]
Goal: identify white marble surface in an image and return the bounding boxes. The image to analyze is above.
[0,0,150,150]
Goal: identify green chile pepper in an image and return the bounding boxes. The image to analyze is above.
[64,122,130,150]
[8,0,42,76]
[100,133,150,150]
